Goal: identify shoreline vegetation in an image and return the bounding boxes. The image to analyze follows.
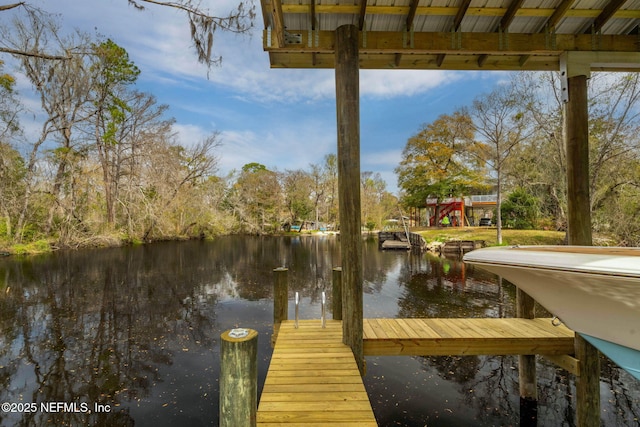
[0,227,617,257]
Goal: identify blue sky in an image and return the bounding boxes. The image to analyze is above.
[13,0,508,194]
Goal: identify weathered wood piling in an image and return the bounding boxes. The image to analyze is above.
[272,267,288,343]
[220,328,258,427]
[332,266,343,320]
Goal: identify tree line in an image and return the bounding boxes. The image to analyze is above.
[396,72,640,246]
[0,5,398,250]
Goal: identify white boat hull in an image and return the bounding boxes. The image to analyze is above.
[464,246,640,380]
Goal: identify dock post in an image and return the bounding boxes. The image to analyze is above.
[220,328,258,427]
[273,267,288,343]
[335,23,364,375]
[516,289,538,424]
[332,267,343,320]
[575,334,600,427]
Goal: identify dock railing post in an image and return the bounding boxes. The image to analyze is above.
[220,328,258,427]
[516,288,538,424]
[332,267,343,320]
[273,267,288,343]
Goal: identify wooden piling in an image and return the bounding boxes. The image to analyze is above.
[220,328,258,427]
[332,267,343,320]
[272,267,288,330]
[565,73,600,426]
[565,74,592,246]
[517,288,538,422]
[335,23,364,375]
[575,334,601,427]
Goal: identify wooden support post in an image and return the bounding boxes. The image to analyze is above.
[517,289,538,424]
[220,328,258,427]
[272,267,288,342]
[565,74,592,246]
[575,334,601,427]
[564,69,600,425]
[332,267,343,320]
[335,24,364,375]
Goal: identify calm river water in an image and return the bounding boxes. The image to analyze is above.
[0,235,638,426]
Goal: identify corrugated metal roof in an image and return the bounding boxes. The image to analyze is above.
[263,0,640,70]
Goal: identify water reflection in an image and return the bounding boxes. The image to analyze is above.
[0,236,638,426]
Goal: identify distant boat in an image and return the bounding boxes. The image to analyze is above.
[463,246,640,381]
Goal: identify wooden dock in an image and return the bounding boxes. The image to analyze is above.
[378,231,427,251]
[257,319,377,426]
[363,318,575,357]
[258,317,576,426]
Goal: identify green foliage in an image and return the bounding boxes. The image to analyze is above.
[396,110,486,208]
[91,39,140,88]
[12,240,51,255]
[501,188,538,229]
[0,73,15,92]
[242,162,267,173]
[92,39,140,147]
[365,219,376,232]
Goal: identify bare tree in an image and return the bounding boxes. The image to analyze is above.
[472,83,535,244]
[127,0,255,69]
[1,1,255,66]
[5,9,74,241]
[0,4,72,60]
[141,132,222,240]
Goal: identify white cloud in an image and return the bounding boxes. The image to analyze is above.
[360,69,462,98]
[6,0,497,195]
[218,123,335,176]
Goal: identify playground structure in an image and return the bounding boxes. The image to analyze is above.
[425,195,498,227]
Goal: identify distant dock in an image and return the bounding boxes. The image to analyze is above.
[441,240,486,254]
[378,231,427,251]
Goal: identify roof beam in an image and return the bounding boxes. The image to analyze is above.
[406,0,420,30]
[500,0,526,30]
[278,4,640,19]
[520,0,576,67]
[265,30,640,54]
[437,0,473,67]
[478,0,526,67]
[546,0,576,30]
[311,0,316,30]
[359,0,367,30]
[452,0,473,30]
[270,0,286,48]
[584,0,628,33]
[393,0,420,67]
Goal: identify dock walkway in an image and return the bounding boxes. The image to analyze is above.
[258,317,576,425]
[257,319,377,426]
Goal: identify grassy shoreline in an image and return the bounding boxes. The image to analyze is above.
[415,227,567,246]
[0,227,615,257]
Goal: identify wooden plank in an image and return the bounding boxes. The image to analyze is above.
[259,423,377,427]
[261,383,367,393]
[258,411,377,423]
[258,320,376,426]
[542,354,581,376]
[259,401,374,412]
[259,392,371,402]
[363,318,576,356]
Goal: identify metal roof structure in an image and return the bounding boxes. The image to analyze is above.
[259,0,640,70]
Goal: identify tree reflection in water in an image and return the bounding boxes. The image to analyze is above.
[0,236,638,426]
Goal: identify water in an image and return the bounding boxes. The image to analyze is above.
[0,235,638,426]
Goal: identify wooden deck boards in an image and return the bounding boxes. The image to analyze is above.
[259,317,576,425]
[257,320,377,427]
[363,318,575,356]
